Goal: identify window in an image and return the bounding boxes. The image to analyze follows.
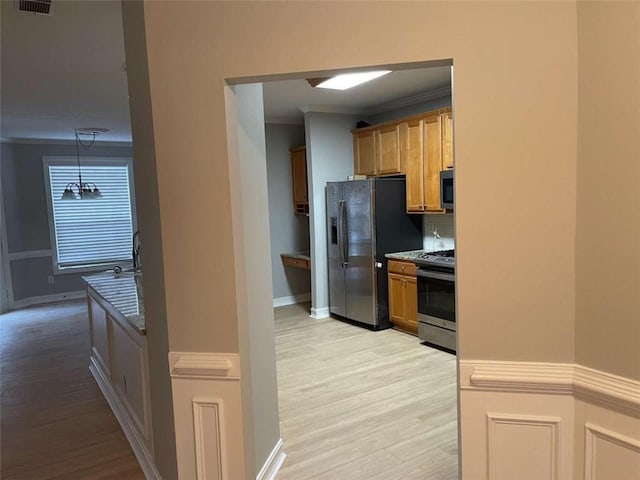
[43,157,136,273]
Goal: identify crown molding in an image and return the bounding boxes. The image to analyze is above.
[299,105,362,115]
[1,137,133,147]
[365,85,452,115]
[264,116,305,125]
[296,85,452,119]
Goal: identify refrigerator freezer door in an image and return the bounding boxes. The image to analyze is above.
[326,183,346,317]
[343,180,376,325]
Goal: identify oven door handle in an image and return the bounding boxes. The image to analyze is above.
[417,270,455,282]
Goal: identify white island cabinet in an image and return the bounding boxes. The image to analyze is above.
[84,272,154,474]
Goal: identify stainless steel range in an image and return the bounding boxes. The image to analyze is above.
[414,249,456,352]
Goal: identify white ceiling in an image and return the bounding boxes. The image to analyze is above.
[1,1,132,142]
[1,1,451,144]
[262,67,451,123]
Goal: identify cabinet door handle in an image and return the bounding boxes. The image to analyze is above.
[123,373,127,394]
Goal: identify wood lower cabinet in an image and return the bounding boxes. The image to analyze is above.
[290,146,309,214]
[388,260,418,335]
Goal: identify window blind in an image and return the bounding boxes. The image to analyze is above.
[47,163,134,269]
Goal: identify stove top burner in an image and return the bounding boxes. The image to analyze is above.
[413,249,455,269]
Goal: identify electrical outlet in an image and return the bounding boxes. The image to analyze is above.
[48,275,55,285]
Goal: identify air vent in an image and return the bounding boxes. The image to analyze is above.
[17,0,52,15]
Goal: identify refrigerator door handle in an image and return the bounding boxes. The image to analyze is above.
[338,200,345,267]
[341,200,349,266]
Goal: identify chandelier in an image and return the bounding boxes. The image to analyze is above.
[61,128,109,200]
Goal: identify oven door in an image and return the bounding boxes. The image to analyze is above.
[416,268,456,331]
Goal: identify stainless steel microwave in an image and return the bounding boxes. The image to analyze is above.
[441,169,454,209]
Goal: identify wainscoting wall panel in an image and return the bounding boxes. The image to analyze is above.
[192,398,225,480]
[584,423,640,480]
[487,413,560,480]
[459,360,640,480]
[169,351,286,480]
[170,352,246,480]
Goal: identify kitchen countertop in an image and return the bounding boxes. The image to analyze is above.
[281,251,311,261]
[82,271,145,334]
[385,250,426,262]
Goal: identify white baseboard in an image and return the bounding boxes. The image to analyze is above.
[256,438,286,480]
[90,358,161,480]
[272,292,311,308]
[309,306,330,319]
[11,290,85,310]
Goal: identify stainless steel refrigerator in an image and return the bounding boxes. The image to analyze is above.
[326,178,423,329]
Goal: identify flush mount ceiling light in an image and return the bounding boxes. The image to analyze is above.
[61,128,110,200]
[308,70,392,91]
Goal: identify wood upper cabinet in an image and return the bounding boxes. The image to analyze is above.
[354,125,404,176]
[404,112,445,214]
[403,119,425,212]
[423,113,445,213]
[376,124,403,175]
[388,260,418,335]
[353,107,453,213]
[353,130,376,176]
[290,146,309,215]
[441,109,454,170]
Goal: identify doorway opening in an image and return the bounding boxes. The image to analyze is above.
[227,60,459,478]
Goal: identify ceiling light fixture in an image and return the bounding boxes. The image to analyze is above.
[61,128,109,200]
[312,70,392,91]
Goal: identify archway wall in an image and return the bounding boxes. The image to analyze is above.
[123,2,584,478]
[134,0,579,366]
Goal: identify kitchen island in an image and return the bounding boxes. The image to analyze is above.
[83,271,153,473]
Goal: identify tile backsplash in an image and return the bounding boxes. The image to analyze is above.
[422,213,455,252]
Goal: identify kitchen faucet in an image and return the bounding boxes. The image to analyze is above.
[132,230,141,270]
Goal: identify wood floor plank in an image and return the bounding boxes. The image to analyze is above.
[2,299,458,479]
[0,301,144,480]
[275,302,459,479]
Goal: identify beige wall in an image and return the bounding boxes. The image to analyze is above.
[228,83,281,476]
[122,0,601,475]
[120,3,177,478]
[576,1,640,381]
[131,0,578,360]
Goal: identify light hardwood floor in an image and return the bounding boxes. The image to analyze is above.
[0,300,144,480]
[1,300,458,479]
[275,303,459,480]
